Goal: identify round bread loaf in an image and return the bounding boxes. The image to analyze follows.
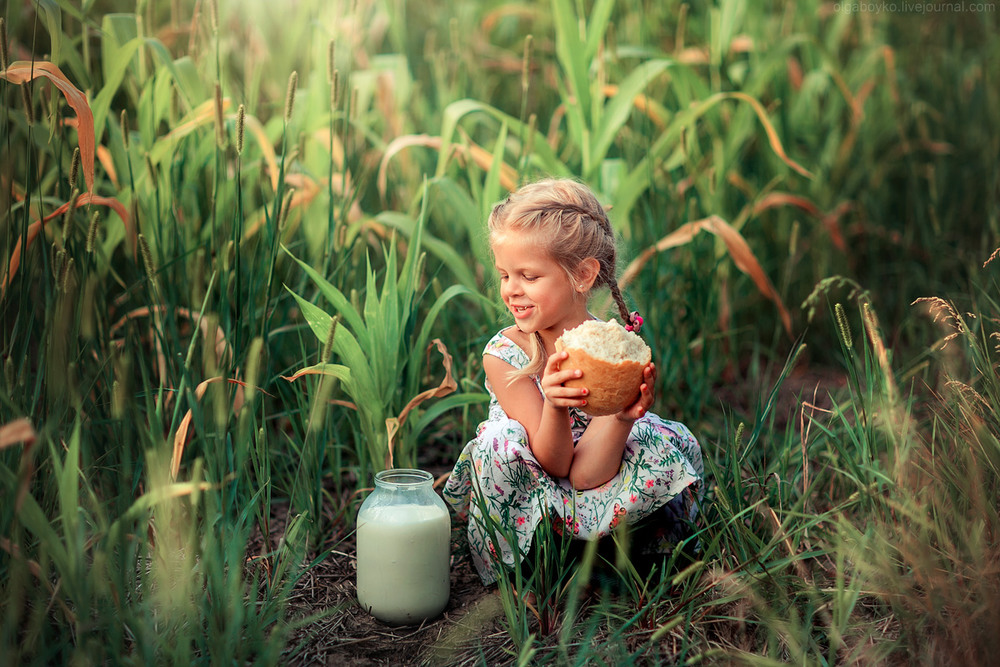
[555,319,651,417]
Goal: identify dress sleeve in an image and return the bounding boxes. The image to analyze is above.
[483,329,529,371]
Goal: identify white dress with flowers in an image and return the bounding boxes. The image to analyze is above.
[443,330,703,585]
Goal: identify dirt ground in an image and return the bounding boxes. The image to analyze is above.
[279,517,508,667]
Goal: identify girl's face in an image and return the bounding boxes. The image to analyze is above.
[492,233,592,345]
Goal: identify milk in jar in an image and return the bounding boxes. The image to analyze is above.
[356,469,451,624]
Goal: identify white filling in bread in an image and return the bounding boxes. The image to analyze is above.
[558,319,650,365]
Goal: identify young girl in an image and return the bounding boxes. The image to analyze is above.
[443,178,703,585]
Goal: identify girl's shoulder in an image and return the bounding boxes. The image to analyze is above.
[484,326,530,370]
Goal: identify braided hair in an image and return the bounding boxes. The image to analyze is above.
[488,178,634,379]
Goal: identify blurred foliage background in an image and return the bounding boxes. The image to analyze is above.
[1,0,998,663]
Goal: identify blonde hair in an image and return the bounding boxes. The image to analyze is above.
[489,178,633,379]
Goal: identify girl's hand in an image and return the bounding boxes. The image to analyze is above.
[540,351,589,409]
[617,362,657,422]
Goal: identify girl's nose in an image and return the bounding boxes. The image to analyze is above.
[502,277,521,297]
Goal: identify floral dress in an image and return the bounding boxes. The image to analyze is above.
[443,330,704,585]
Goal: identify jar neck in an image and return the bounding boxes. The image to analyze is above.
[373,468,433,492]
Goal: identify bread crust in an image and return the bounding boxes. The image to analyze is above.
[554,340,646,417]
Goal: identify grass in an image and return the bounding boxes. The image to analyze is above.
[1,0,999,663]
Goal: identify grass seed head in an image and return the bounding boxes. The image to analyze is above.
[52,247,67,281]
[244,337,263,403]
[138,233,157,282]
[4,356,14,392]
[327,40,336,84]
[522,34,533,93]
[21,83,34,125]
[236,104,245,155]
[69,147,81,190]
[214,82,226,148]
[0,18,8,71]
[61,257,75,292]
[284,71,298,122]
[62,188,80,242]
[121,110,130,148]
[984,246,1000,267]
[835,302,853,349]
[321,315,340,365]
[224,239,235,270]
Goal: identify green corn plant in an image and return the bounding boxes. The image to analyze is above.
[283,182,490,478]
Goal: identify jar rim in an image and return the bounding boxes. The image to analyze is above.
[374,468,433,488]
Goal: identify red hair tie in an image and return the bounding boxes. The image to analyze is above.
[625,311,643,333]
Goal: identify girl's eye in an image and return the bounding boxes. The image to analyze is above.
[523,275,537,282]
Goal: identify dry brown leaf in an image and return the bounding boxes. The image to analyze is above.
[727,92,812,179]
[620,215,792,336]
[787,56,804,91]
[2,193,133,300]
[752,192,851,252]
[384,417,399,470]
[1,61,95,191]
[0,418,36,450]
[386,339,459,470]
[110,305,232,369]
[171,377,255,479]
[603,84,668,130]
[396,339,458,426]
[377,134,517,198]
[96,145,118,188]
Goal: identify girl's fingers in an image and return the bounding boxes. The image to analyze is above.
[544,386,588,407]
[545,350,570,372]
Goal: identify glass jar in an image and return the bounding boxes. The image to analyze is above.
[355,468,451,625]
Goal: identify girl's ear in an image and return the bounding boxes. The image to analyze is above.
[575,257,601,292]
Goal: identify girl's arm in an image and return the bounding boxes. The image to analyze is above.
[484,351,586,478]
[568,362,657,489]
[486,354,657,490]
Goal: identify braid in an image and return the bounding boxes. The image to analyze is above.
[608,279,632,324]
[588,201,631,325]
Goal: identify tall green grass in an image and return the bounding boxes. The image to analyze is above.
[1,0,997,663]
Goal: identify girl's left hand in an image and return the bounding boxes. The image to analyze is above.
[617,362,656,422]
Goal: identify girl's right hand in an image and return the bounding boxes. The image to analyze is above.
[540,351,589,409]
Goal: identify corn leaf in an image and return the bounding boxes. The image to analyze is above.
[286,290,379,409]
[436,99,569,181]
[483,121,509,221]
[281,248,366,334]
[90,37,143,144]
[281,363,352,385]
[551,0,592,128]
[377,211,479,292]
[590,59,674,179]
